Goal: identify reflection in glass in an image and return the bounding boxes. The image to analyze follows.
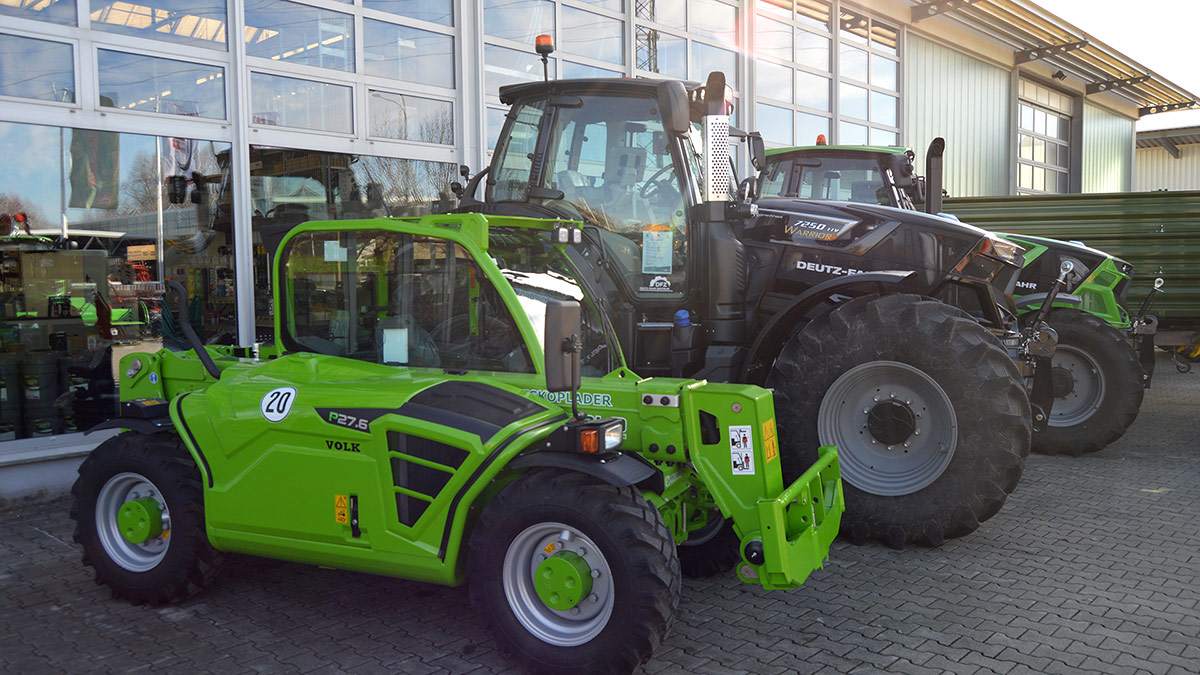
[871,54,897,91]
[839,120,868,145]
[870,90,896,127]
[487,107,507,150]
[795,71,828,111]
[90,0,227,50]
[562,6,624,65]
[244,0,354,72]
[250,73,353,133]
[795,29,829,70]
[839,44,867,82]
[483,0,553,42]
[796,111,828,145]
[0,119,236,439]
[364,19,455,88]
[362,0,452,26]
[869,127,897,146]
[0,35,74,102]
[756,16,791,62]
[691,0,737,46]
[0,0,76,25]
[98,50,226,119]
[839,82,867,120]
[369,91,454,144]
[580,0,622,12]
[757,60,793,104]
[562,61,622,79]
[795,0,830,30]
[484,44,548,94]
[635,0,684,29]
[636,27,685,78]
[871,20,898,54]
[757,103,792,144]
[691,42,737,87]
[839,9,868,43]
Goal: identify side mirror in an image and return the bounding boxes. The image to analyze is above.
[543,299,582,395]
[748,132,766,173]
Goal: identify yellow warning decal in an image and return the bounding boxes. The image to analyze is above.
[763,419,779,463]
[544,541,558,555]
[335,494,349,524]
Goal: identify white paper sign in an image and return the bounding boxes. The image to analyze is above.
[323,240,348,262]
[729,425,755,475]
[382,327,409,365]
[641,230,673,274]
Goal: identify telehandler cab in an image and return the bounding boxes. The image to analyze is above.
[451,69,1031,548]
[71,214,844,674]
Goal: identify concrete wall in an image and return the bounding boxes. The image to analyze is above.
[904,34,1011,198]
[1136,144,1200,191]
[1081,103,1134,193]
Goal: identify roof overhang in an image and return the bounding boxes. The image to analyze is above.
[908,0,1199,117]
[1136,127,1200,158]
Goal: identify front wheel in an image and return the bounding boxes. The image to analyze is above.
[1029,309,1144,455]
[70,432,223,604]
[467,470,680,674]
[767,294,1031,548]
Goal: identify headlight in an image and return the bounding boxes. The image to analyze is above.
[577,418,625,454]
[984,235,1024,265]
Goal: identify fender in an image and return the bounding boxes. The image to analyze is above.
[1016,292,1083,312]
[507,450,659,489]
[743,270,915,384]
[85,397,175,436]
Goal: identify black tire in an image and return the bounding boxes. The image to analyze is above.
[467,470,680,674]
[677,513,741,578]
[1029,309,1144,456]
[766,294,1031,549]
[70,432,223,605]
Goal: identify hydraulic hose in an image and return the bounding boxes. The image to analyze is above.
[166,280,222,380]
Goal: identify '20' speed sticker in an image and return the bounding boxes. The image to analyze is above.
[261,387,297,422]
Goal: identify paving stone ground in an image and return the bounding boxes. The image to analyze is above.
[2,354,1198,674]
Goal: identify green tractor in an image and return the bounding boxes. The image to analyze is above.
[71,214,843,673]
[762,139,1159,455]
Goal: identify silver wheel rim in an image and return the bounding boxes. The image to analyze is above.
[95,472,171,572]
[818,361,958,496]
[1049,345,1106,428]
[502,521,614,647]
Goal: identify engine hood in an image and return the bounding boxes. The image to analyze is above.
[754,197,992,239]
[996,232,1129,270]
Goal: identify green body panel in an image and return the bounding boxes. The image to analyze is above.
[115,213,844,591]
[946,191,1200,328]
[766,144,906,156]
[998,233,1131,328]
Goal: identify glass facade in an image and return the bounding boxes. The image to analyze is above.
[0,0,917,451]
[1018,79,1072,195]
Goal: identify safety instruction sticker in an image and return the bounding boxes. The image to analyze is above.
[763,419,778,463]
[334,494,349,524]
[642,229,673,274]
[730,425,755,475]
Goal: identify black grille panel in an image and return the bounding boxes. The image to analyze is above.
[388,431,466,527]
[395,494,431,527]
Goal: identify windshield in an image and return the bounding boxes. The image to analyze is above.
[488,228,614,376]
[763,155,894,206]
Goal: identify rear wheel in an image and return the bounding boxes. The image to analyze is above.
[70,432,223,604]
[1029,309,1144,455]
[766,294,1030,548]
[468,470,680,674]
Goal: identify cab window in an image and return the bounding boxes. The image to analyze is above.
[282,230,533,373]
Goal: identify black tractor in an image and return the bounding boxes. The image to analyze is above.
[450,71,1032,549]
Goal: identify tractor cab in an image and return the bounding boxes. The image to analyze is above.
[762,143,929,211]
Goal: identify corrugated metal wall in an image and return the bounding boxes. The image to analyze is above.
[945,191,1200,326]
[904,35,1010,198]
[1080,103,1133,193]
[1136,145,1200,191]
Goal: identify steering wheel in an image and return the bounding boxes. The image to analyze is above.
[432,314,529,371]
[639,164,679,202]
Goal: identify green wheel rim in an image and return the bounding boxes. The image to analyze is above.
[96,472,171,572]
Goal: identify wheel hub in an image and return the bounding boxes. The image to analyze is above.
[534,551,593,611]
[117,497,163,544]
[1051,366,1075,398]
[866,401,917,446]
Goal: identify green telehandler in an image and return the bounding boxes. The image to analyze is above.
[71,214,844,673]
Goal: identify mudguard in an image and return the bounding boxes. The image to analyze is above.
[1015,292,1082,312]
[508,450,658,488]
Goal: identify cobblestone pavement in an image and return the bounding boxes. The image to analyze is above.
[2,355,1198,674]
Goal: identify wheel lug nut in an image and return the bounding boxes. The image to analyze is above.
[588,593,598,603]
[863,408,870,414]
[590,569,600,578]
[903,441,910,447]
[914,429,921,435]
[872,396,879,402]
[571,608,581,615]
[578,548,587,556]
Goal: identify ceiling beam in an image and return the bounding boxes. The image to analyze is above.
[1139,101,1197,117]
[1014,40,1088,64]
[911,0,985,23]
[1086,75,1151,95]
[1161,139,1181,160]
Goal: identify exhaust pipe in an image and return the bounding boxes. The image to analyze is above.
[925,137,945,215]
